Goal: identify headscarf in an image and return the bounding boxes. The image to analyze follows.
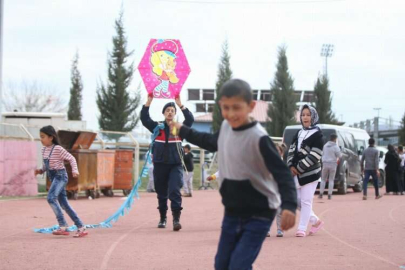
[300,104,319,130]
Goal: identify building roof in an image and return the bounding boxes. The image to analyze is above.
[194,101,270,123]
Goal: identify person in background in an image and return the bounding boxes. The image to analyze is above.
[267,142,288,238]
[361,138,382,200]
[398,146,405,195]
[287,104,324,237]
[182,144,194,197]
[146,154,155,193]
[385,144,402,195]
[319,134,342,200]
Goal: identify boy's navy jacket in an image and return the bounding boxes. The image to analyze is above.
[141,105,194,164]
[179,120,297,218]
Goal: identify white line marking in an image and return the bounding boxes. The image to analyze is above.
[319,208,399,268]
[100,219,154,270]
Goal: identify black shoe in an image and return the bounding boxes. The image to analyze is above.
[158,217,167,228]
[328,195,332,200]
[158,209,167,228]
[172,210,182,231]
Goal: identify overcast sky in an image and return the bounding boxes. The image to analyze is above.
[3,0,404,130]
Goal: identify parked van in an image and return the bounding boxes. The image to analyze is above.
[283,124,370,194]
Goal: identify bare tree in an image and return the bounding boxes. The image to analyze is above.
[2,80,66,113]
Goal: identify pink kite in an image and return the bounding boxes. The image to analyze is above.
[138,39,191,99]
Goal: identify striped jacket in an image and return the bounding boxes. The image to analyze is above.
[287,130,324,186]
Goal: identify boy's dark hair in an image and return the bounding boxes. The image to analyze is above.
[330,134,338,141]
[162,102,176,114]
[184,144,191,150]
[40,125,60,145]
[219,79,252,103]
[399,145,403,152]
[368,138,375,146]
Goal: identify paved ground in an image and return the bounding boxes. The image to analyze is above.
[0,187,404,270]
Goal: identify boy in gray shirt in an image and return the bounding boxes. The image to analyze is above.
[361,138,382,200]
[319,134,342,200]
[171,79,297,270]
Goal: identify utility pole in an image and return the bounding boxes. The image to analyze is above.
[374,117,379,145]
[321,44,334,78]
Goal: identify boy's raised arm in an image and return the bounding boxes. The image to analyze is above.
[178,125,219,153]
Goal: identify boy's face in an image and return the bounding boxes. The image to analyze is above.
[164,107,176,122]
[219,96,255,129]
[184,147,190,153]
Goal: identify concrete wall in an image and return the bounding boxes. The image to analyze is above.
[0,140,38,196]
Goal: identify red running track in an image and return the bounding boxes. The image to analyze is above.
[0,187,404,270]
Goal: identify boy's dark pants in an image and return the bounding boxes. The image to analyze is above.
[153,163,183,214]
[215,212,276,270]
[363,170,380,196]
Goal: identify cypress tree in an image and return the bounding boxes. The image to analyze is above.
[266,46,296,137]
[67,51,83,120]
[96,11,140,132]
[212,40,233,133]
[313,75,337,124]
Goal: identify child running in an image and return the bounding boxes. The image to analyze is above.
[35,126,88,237]
[287,105,324,237]
[267,142,288,238]
[171,79,297,270]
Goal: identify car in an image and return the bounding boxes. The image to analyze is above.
[283,124,370,194]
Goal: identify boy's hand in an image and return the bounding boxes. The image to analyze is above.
[290,167,300,176]
[169,121,183,136]
[34,169,43,176]
[376,170,380,178]
[72,172,79,178]
[174,96,182,108]
[145,94,153,107]
[280,209,296,231]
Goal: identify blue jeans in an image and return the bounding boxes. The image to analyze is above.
[215,214,274,270]
[363,170,380,196]
[47,169,84,228]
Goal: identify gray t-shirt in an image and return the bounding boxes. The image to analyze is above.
[361,146,379,170]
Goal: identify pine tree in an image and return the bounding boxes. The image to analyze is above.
[313,75,337,124]
[212,40,233,133]
[399,111,405,145]
[96,11,140,133]
[67,51,83,120]
[266,46,297,137]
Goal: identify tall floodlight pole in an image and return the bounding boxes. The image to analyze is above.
[321,44,334,77]
[373,107,381,118]
[0,0,3,122]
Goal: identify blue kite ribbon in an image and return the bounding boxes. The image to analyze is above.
[34,123,165,233]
